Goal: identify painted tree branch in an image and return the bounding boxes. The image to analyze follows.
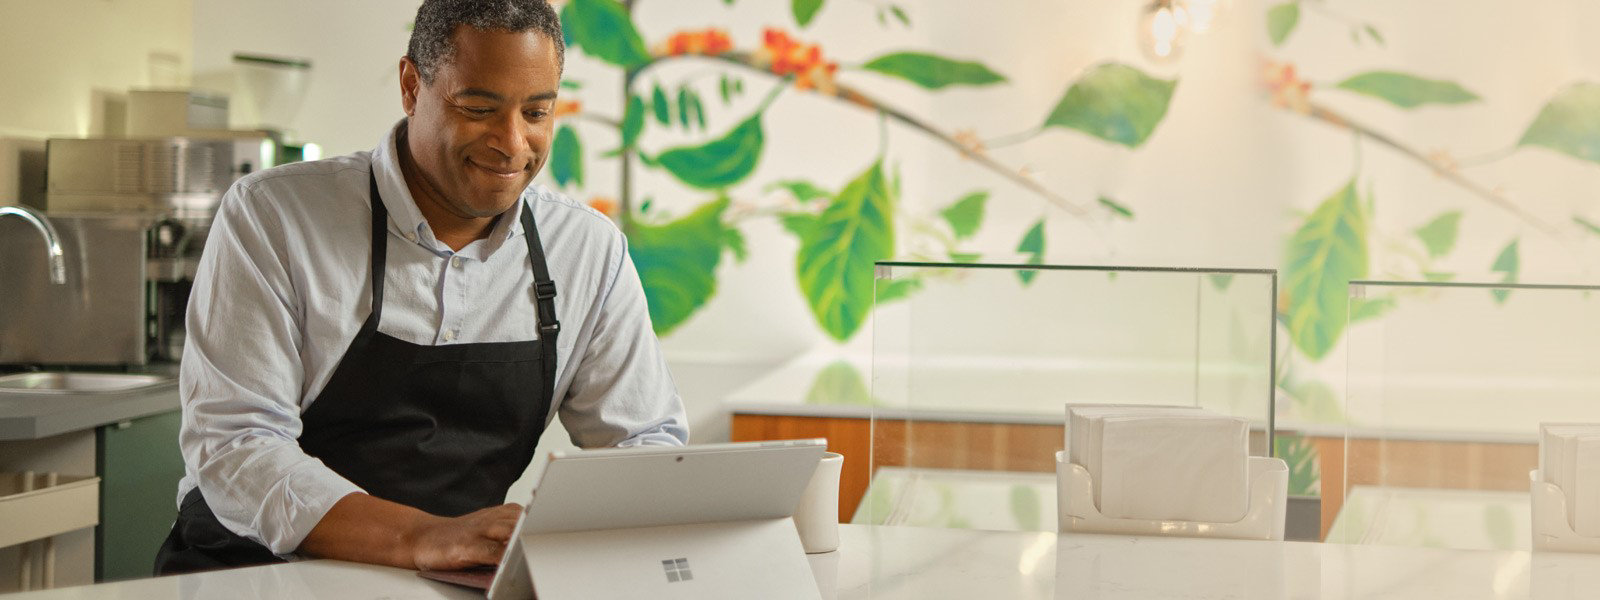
[633,50,1089,216]
[1303,101,1560,236]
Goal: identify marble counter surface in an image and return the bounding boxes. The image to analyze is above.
[15,524,1600,599]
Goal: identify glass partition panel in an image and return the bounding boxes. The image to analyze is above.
[865,262,1277,530]
[1334,281,1600,551]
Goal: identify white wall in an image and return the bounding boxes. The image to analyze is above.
[0,0,193,206]
[0,0,193,139]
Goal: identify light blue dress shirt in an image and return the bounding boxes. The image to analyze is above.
[175,120,689,555]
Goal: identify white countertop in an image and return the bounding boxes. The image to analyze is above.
[16,524,1600,599]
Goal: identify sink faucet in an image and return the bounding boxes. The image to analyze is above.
[0,205,66,284]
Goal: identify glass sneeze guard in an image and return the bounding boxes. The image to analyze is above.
[863,261,1278,531]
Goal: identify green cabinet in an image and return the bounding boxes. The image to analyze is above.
[95,410,184,581]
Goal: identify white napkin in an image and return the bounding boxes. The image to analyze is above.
[1096,413,1251,522]
[1541,423,1600,530]
[1065,405,1249,523]
[1066,405,1204,501]
[1574,434,1600,537]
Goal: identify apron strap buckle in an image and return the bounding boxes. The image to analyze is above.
[535,280,558,300]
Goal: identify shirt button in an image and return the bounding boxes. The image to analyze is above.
[443,329,457,342]
[451,256,463,269]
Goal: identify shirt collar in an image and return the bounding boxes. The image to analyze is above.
[372,119,526,256]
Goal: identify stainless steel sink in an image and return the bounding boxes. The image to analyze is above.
[0,372,173,394]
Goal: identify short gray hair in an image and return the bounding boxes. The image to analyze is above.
[407,0,565,83]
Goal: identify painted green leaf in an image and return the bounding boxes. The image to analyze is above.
[559,80,582,90]
[1423,271,1456,282]
[949,251,981,263]
[722,225,748,263]
[677,87,692,129]
[939,191,988,240]
[1099,196,1135,219]
[1491,239,1519,304]
[1577,216,1600,237]
[1350,296,1395,323]
[859,52,1007,90]
[1273,434,1320,497]
[690,91,707,130]
[1414,211,1462,258]
[1364,24,1386,46]
[805,361,873,405]
[1284,179,1368,360]
[1335,71,1479,109]
[562,0,650,69]
[651,85,671,125]
[550,125,582,188]
[1042,63,1177,148]
[796,161,896,341]
[875,277,922,306]
[767,180,832,204]
[1267,2,1300,46]
[1208,274,1235,292]
[627,198,729,335]
[779,212,818,238]
[657,114,765,190]
[792,0,824,26]
[1010,485,1042,531]
[1519,82,1600,164]
[1016,219,1045,285]
[889,5,910,26]
[621,94,646,150]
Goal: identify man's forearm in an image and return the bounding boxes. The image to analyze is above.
[297,492,523,571]
[297,492,434,568]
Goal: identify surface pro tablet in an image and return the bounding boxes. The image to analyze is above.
[420,439,827,600]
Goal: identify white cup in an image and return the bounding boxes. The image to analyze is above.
[794,452,844,553]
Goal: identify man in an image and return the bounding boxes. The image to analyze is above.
[154,0,687,574]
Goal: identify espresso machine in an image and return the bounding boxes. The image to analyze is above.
[0,135,276,366]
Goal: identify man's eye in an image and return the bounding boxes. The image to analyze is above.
[462,107,494,116]
[524,109,549,120]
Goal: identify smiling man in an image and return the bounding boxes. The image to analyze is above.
[154,0,688,574]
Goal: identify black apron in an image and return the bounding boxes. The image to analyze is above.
[153,170,560,575]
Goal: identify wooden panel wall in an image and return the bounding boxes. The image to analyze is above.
[731,414,1062,522]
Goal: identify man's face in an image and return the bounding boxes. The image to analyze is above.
[400,27,561,219]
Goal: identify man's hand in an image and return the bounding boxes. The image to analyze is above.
[298,492,523,571]
[408,503,524,571]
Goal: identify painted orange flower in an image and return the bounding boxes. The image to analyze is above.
[1262,60,1311,114]
[756,28,838,94]
[587,196,618,218]
[554,99,582,118]
[657,28,733,57]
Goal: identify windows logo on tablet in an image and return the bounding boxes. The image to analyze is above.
[661,557,693,582]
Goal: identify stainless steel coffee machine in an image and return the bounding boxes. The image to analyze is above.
[0,136,273,365]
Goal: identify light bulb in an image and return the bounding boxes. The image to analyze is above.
[1138,0,1191,63]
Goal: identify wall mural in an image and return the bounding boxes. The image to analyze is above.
[546,0,1600,500]
[552,0,1170,342]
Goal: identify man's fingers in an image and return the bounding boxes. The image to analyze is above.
[485,517,518,541]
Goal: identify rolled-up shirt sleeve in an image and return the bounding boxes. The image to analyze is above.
[178,184,362,555]
[558,231,690,449]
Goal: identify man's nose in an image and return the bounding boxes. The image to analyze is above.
[485,111,530,160]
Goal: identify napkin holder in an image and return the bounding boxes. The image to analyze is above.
[1530,469,1600,553]
[1055,451,1287,541]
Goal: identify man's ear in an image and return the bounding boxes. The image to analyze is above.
[399,57,421,117]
